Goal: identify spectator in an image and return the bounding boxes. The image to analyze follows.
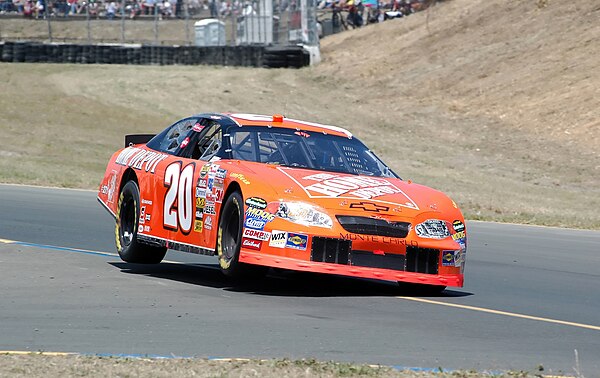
[105,0,115,18]
[159,0,171,18]
[171,0,180,17]
[35,0,45,18]
[66,0,77,15]
[58,0,68,16]
[88,0,99,18]
[142,0,155,14]
[208,0,216,17]
[127,0,141,18]
[219,0,231,17]
[1,0,14,13]
[13,0,25,13]
[23,0,33,15]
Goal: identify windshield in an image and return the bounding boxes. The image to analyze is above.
[229,127,398,178]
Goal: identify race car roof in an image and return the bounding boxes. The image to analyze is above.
[225,113,353,139]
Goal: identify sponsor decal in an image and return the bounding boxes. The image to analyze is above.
[339,233,406,245]
[269,230,287,248]
[197,178,207,188]
[207,178,214,190]
[141,199,153,205]
[278,169,419,209]
[195,187,206,198]
[242,238,262,251]
[200,164,211,179]
[204,216,213,231]
[146,214,151,221]
[138,225,144,233]
[442,250,456,267]
[101,170,118,204]
[204,203,216,215]
[452,220,465,233]
[115,147,168,174]
[451,221,466,242]
[245,217,267,230]
[286,232,308,250]
[195,210,203,219]
[245,207,276,222]
[144,225,151,232]
[452,230,466,242]
[294,131,310,138]
[196,197,206,208]
[455,248,465,267]
[230,172,251,185]
[213,177,224,188]
[214,188,224,203]
[349,202,389,212]
[139,206,146,224]
[180,137,190,149]
[192,122,204,132]
[243,228,271,241]
[216,168,227,179]
[210,115,222,120]
[194,220,203,232]
[245,197,268,210]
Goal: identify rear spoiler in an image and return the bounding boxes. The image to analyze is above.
[125,134,155,148]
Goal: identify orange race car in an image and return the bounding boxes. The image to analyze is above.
[97,113,466,290]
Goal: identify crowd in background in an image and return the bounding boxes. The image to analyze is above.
[0,0,428,21]
[0,0,303,19]
[0,0,206,19]
[318,0,428,29]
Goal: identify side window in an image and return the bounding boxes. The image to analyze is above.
[230,131,256,161]
[194,122,223,161]
[147,117,198,155]
[160,119,195,154]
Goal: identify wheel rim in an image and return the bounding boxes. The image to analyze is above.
[120,195,136,247]
[221,204,240,263]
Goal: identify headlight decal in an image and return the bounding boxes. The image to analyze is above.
[415,219,450,239]
[275,201,333,228]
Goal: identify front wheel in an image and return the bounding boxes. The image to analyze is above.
[217,191,267,279]
[115,180,167,264]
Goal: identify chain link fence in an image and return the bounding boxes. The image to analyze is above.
[0,0,319,46]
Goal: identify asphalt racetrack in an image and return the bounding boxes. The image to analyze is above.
[1,184,599,375]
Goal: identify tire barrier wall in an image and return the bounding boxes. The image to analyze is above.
[0,41,310,68]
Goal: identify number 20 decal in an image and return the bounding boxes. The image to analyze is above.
[164,162,195,233]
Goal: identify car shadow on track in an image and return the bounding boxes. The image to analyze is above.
[109,262,472,298]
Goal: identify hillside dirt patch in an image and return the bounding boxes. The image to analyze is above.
[0,0,599,228]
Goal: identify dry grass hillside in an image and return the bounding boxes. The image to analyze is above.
[0,0,598,228]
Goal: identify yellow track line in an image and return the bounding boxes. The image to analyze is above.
[398,296,600,331]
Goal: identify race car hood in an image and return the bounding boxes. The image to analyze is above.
[231,163,458,220]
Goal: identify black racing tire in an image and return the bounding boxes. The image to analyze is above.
[115,180,167,264]
[217,191,268,279]
[397,282,446,295]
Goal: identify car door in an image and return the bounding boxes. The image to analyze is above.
[160,118,225,252]
[140,117,199,246]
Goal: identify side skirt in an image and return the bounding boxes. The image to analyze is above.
[137,234,215,256]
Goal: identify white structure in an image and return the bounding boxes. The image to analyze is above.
[195,19,226,46]
[236,0,273,45]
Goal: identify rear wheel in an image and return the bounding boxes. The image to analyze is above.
[115,180,167,264]
[217,191,267,279]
